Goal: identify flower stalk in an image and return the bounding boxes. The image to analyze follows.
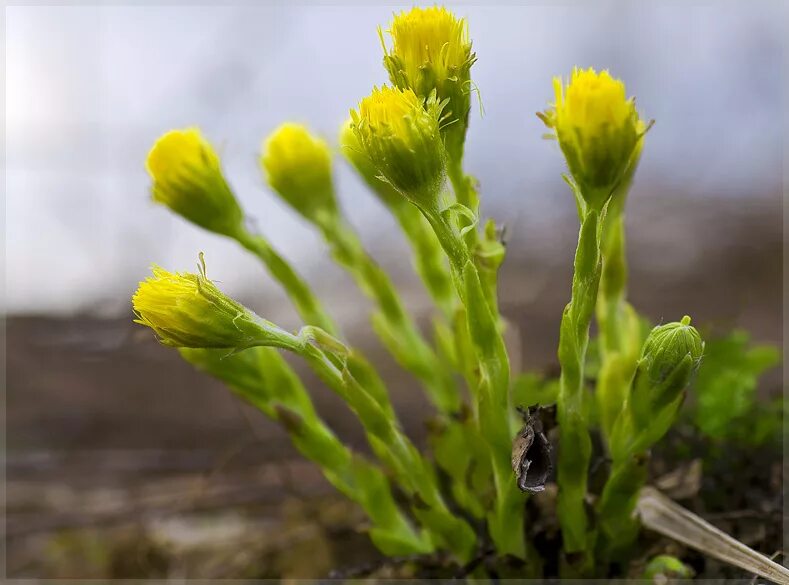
[554,207,601,556]
[540,67,649,562]
[262,121,459,414]
[233,229,338,334]
[180,346,429,555]
[424,201,524,559]
[598,318,703,558]
[295,331,476,560]
[316,216,460,414]
[340,120,493,517]
[595,149,645,438]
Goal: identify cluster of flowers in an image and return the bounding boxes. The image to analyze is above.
[132,6,703,575]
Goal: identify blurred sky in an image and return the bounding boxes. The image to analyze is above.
[5,3,787,314]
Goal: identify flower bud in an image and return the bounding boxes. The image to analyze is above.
[380,7,475,160]
[641,316,704,384]
[146,128,244,237]
[539,68,649,210]
[261,123,337,223]
[629,316,704,427]
[339,119,403,210]
[132,254,288,350]
[349,85,447,210]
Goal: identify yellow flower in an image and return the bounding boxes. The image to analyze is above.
[381,6,475,159]
[132,254,288,350]
[261,123,337,223]
[146,128,244,237]
[349,85,447,209]
[382,7,472,93]
[539,67,649,210]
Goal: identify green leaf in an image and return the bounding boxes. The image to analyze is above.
[691,330,780,442]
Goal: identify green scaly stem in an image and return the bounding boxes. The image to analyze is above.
[556,207,604,561]
[421,206,526,559]
[287,329,478,561]
[179,346,430,555]
[314,215,460,414]
[234,228,338,334]
[387,201,456,319]
[595,191,640,438]
[233,227,393,414]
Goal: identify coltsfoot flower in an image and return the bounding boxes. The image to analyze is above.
[380,7,475,159]
[261,123,337,222]
[539,67,649,210]
[349,85,447,209]
[146,128,244,237]
[133,254,288,350]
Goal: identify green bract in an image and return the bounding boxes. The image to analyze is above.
[641,316,704,383]
[349,85,448,210]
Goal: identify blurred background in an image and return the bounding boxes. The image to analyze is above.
[5,2,785,578]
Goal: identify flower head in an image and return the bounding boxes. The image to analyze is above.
[539,68,649,210]
[132,254,281,350]
[261,123,337,223]
[381,7,475,159]
[349,85,447,209]
[146,128,244,237]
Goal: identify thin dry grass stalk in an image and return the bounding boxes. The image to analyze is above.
[637,486,789,584]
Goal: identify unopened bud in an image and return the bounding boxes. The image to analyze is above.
[349,85,447,210]
[133,254,293,351]
[641,316,704,384]
[539,68,649,211]
[630,316,704,427]
[380,6,475,161]
[261,123,337,223]
[146,128,244,237]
